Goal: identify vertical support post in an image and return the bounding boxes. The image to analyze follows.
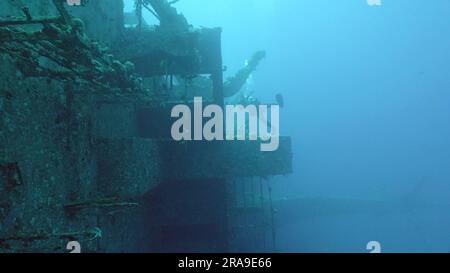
[211,28,224,107]
[137,0,143,32]
[260,177,267,253]
[268,183,277,252]
[209,28,225,141]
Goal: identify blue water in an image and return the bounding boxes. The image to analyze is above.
[132,0,450,252]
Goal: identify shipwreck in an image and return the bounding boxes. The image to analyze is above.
[0,0,292,252]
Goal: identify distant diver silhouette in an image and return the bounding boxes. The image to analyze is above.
[275,93,284,108]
